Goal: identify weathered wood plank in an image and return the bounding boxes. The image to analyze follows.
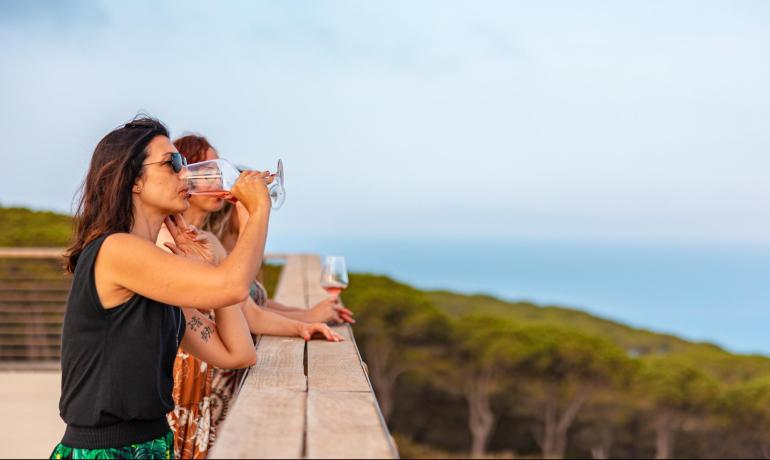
[211,252,397,459]
[250,336,306,391]
[306,390,396,459]
[307,325,368,392]
[210,254,308,459]
[209,388,305,459]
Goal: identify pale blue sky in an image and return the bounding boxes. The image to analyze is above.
[1,0,769,243]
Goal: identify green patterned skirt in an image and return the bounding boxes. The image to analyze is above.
[51,431,173,459]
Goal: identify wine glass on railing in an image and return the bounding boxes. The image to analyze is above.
[182,158,286,210]
[320,256,348,299]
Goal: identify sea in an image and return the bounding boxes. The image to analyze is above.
[267,236,770,356]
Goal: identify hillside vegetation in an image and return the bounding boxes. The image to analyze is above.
[345,273,770,459]
[0,206,72,247]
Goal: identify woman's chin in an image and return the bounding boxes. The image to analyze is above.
[209,198,225,212]
[172,197,190,213]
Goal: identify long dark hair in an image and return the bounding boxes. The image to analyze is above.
[65,117,169,273]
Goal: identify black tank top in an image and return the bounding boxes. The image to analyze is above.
[59,233,186,448]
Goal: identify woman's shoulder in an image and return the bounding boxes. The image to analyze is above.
[103,232,143,245]
[101,232,161,259]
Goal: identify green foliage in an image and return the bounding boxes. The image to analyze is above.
[428,314,542,401]
[524,324,637,387]
[392,434,467,460]
[346,275,770,458]
[637,356,720,412]
[0,206,72,247]
[720,376,770,426]
[260,262,282,298]
[426,290,770,383]
[345,273,451,346]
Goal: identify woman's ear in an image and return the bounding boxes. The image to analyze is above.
[132,179,144,194]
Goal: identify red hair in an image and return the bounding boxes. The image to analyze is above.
[173,134,215,164]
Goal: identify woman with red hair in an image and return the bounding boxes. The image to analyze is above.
[160,134,349,458]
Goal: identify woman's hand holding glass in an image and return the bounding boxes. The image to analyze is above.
[308,298,355,324]
[182,158,285,210]
[230,170,272,215]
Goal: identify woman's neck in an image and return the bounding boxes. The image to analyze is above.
[183,205,208,229]
[130,202,166,242]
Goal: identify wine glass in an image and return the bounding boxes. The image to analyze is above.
[269,159,286,210]
[237,159,286,210]
[320,256,348,299]
[183,158,286,210]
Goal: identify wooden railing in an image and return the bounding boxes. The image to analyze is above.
[0,248,69,367]
[210,254,399,459]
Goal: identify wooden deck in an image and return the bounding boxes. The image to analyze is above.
[210,255,398,459]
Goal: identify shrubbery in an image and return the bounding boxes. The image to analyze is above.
[346,273,770,459]
[0,206,72,247]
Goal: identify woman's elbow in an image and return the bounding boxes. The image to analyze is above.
[235,349,257,368]
[244,350,258,367]
[220,349,257,369]
[221,284,250,307]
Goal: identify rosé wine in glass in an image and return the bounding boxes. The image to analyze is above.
[320,256,348,299]
[183,158,286,210]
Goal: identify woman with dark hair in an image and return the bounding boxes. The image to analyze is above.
[52,117,342,459]
[161,135,348,458]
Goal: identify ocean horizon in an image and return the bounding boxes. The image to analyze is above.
[267,235,770,356]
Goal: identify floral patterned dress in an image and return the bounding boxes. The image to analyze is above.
[50,432,173,459]
[209,366,244,442]
[166,347,212,459]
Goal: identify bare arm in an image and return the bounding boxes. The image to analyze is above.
[241,295,343,342]
[263,299,312,321]
[180,307,256,369]
[99,172,271,309]
[159,227,256,368]
[264,299,304,313]
[264,298,355,324]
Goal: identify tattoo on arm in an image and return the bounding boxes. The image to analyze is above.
[188,316,203,332]
[201,326,213,342]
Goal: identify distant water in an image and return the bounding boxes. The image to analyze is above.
[267,236,770,355]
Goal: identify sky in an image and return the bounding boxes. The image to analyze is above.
[1,0,769,244]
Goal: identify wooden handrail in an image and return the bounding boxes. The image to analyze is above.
[0,248,65,259]
[210,254,399,459]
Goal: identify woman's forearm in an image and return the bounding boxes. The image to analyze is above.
[213,302,257,363]
[265,299,304,313]
[264,307,310,321]
[216,208,270,298]
[241,297,304,337]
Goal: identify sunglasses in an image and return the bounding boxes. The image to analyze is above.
[142,152,188,173]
